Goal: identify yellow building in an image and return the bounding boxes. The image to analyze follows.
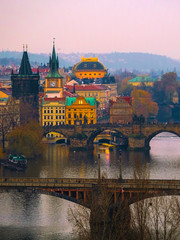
[40,97,66,126]
[65,96,97,125]
[73,57,107,79]
[65,84,109,109]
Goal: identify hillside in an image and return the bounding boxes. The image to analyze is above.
[0,51,180,73]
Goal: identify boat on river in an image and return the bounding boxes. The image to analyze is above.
[1,154,27,171]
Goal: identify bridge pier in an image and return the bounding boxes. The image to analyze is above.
[90,184,131,239]
[128,136,148,150]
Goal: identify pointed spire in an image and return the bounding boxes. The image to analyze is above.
[19,46,32,75]
[47,39,63,78]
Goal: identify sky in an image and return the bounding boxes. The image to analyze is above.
[1,0,180,59]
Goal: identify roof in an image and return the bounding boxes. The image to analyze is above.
[128,76,157,83]
[0,88,12,95]
[110,96,132,106]
[74,57,106,71]
[42,97,65,104]
[19,51,33,75]
[65,84,108,91]
[65,97,96,106]
[46,42,63,79]
[63,90,77,97]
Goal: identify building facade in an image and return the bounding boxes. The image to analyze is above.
[65,85,109,109]
[41,97,65,126]
[65,96,96,125]
[109,97,133,124]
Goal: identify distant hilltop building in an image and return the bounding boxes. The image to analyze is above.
[72,57,107,79]
[128,75,158,87]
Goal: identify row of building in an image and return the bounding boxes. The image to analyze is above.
[0,42,133,127]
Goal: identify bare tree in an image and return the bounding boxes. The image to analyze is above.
[68,161,180,240]
[131,160,180,240]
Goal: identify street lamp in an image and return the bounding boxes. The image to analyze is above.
[119,150,122,181]
[97,153,101,180]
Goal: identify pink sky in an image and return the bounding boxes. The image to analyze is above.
[1,0,180,59]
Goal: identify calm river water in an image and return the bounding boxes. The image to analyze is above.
[0,132,180,240]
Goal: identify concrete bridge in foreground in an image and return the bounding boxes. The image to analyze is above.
[43,123,180,150]
[0,177,179,208]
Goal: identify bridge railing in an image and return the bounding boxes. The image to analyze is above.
[0,178,179,190]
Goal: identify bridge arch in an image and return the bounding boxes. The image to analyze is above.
[145,130,180,148]
[43,131,70,144]
[87,128,128,146]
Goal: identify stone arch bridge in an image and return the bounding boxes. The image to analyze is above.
[43,123,180,150]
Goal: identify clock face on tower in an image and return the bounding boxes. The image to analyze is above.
[50,81,56,87]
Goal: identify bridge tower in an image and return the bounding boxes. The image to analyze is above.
[11,46,40,123]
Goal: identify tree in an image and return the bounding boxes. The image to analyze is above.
[7,121,45,158]
[131,88,158,119]
[68,182,132,240]
[153,72,179,104]
[0,97,20,152]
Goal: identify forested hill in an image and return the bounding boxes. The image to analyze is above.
[0,51,180,72]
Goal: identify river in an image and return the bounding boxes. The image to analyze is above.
[0,132,179,240]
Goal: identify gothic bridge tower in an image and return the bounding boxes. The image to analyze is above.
[11,46,40,123]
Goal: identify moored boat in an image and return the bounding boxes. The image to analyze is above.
[1,154,27,170]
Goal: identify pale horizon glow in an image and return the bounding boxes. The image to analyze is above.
[1,0,180,59]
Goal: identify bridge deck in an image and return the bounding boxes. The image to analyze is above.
[0,178,179,191]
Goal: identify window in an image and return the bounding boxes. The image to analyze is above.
[59,110,61,113]
[59,116,61,119]
[51,110,53,113]
[74,114,76,118]
[44,110,46,113]
[68,114,71,118]
[94,73,96,75]
[63,110,65,113]
[56,116,58,119]
[48,110,50,113]
[91,120,93,124]
[51,116,53,119]
[68,120,71,125]
[80,114,82,118]
[56,110,58,113]
[44,116,46,119]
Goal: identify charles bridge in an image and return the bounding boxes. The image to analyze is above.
[43,123,180,150]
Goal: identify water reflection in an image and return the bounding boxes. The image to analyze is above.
[0,132,180,239]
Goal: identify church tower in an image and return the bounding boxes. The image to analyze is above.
[44,41,64,98]
[11,46,40,123]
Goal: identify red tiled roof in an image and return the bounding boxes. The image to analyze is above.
[44,97,65,102]
[63,90,77,97]
[111,96,132,106]
[0,88,12,95]
[64,84,108,91]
